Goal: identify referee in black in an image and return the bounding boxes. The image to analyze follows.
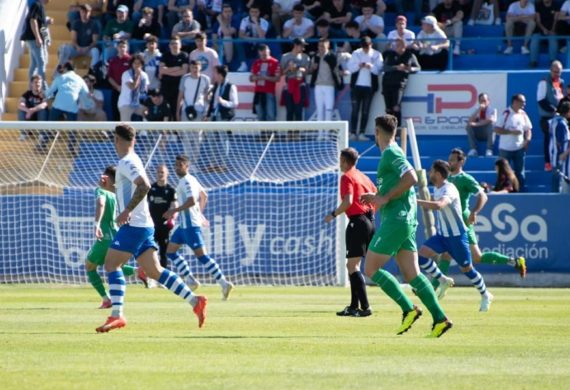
[148,164,177,268]
[325,147,377,317]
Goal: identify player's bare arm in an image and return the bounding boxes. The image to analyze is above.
[94,195,105,240]
[417,197,451,210]
[325,194,352,223]
[469,190,488,224]
[163,196,195,220]
[117,176,150,225]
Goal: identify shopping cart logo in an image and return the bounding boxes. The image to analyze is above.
[43,203,92,268]
[403,84,477,114]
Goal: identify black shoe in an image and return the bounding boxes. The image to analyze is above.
[355,308,372,317]
[336,306,358,316]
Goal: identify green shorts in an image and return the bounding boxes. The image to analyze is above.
[466,224,477,246]
[86,239,112,266]
[368,222,417,257]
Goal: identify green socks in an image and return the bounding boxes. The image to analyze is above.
[371,270,414,313]
[121,265,136,277]
[87,270,108,298]
[410,274,447,323]
[431,259,451,289]
[480,252,512,265]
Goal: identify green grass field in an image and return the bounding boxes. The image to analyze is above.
[1,285,569,389]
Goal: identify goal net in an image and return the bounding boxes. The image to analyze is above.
[0,121,348,286]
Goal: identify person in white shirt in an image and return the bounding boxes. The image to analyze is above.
[417,160,493,312]
[237,5,269,72]
[466,93,497,157]
[78,74,107,121]
[354,3,385,50]
[416,15,450,71]
[386,15,417,50]
[503,0,536,54]
[95,124,207,333]
[346,36,383,140]
[272,0,300,37]
[282,4,315,40]
[494,93,533,189]
[142,35,162,91]
[189,32,220,80]
[177,60,211,121]
[117,53,149,122]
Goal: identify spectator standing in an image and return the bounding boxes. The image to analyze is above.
[530,0,559,68]
[143,88,171,121]
[494,93,532,190]
[176,60,211,121]
[537,60,564,172]
[107,40,132,121]
[346,36,383,140]
[102,5,134,60]
[280,37,311,122]
[20,0,51,90]
[309,38,342,122]
[432,0,464,56]
[382,38,420,128]
[142,35,163,91]
[250,44,281,122]
[58,4,101,70]
[189,32,220,80]
[386,15,416,50]
[159,37,189,119]
[171,8,202,51]
[78,74,107,122]
[503,0,536,55]
[416,15,450,71]
[117,53,150,121]
[237,5,270,72]
[466,92,497,157]
[548,101,570,192]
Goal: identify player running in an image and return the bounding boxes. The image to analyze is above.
[360,115,452,338]
[418,160,494,312]
[164,155,234,300]
[96,124,207,333]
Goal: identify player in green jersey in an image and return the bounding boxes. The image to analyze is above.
[431,148,527,292]
[85,166,140,308]
[360,115,452,338]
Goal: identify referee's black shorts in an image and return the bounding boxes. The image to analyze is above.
[345,212,375,258]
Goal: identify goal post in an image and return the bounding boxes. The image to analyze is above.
[0,121,348,286]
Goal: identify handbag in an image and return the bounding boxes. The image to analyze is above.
[184,77,201,120]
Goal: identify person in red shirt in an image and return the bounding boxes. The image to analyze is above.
[250,44,281,121]
[106,40,132,121]
[325,147,377,317]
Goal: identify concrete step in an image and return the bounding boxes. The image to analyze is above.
[1,112,17,120]
[4,97,19,113]
[20,53,59,67]
[46,1,73,12]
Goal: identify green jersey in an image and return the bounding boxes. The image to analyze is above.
[376,143,417,226]
[448,171,482,222]
[95,187,118,241]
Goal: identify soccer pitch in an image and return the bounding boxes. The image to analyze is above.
[1,286,569,389]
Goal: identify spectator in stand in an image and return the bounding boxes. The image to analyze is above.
[102,5,134,60]
[237,5,270,72]
[159,36,189,119]
[386,15,416,51]
[102,1,136,26]
[323,0,352,38]
[172,8,202,52]
[212,3,238,68]
[18,75,48,141]
[416,15,450,71]
[107,40,132,121]
[302,0,324,21]
[166,0,193,36]
[530,0,559,68]
[176,60,211,121]
[537,60,564,172]
[117,53,149,121]
[556,0,570,52]
[189,32,220,80]
[133,6,162,42]
[503,0,536,55]
[195,0,222,33]
[465,92,497,157]
[494,93,532,190]
[280,37,311,122]
[272,0,300,37]
[133,0,166,25]
[483,157,520,193]
[20,0,51,91]
[432,0,464,56]
[78,74,107,122]
[339,20,361,54]
[346,36,383,141]
[354,3,385,51]
[142,35,162,91]
[283,4,315,40]
[393,0,423,25]
[467,0,501,26]
[250,44,281,122]
[550,101,570,193]
[143,88,171,121]
[382,38,420,128]
[309,38,343,123]
[58,4,101,71]
[67,0,105,27]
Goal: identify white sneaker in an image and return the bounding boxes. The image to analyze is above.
[357,134,369,141]
[503,46,513,55]
[437,276,455,300]
[349,133,357,141]
[146,278,159,289]
[468,148,478,157]
[222,281,234,301]
[453,46,461,56]
[237,62,248,72]
[485,149,493,157]
[480,292,494,312]
[495,17,501,25]
[521,46,530,55]
[467,19,474,26]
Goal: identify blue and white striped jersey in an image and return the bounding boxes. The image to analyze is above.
[115,152,153,228]
[176,173,206,229]
[433,181,467,237]
[549,115,570,177]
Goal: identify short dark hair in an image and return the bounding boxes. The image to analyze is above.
[117,39,129,47]
[145,35,158,44]
[195,31,206,40]
[31,74,42,83]
[478,92,487,100]
[292,3,305,12]
[115,124,136,141]
[129,53,145,67]
[345,21,359,30]
[375,115,398,135]
[257,43,269,51]
[559,101,570,115]
[450,147,465,162]
[316,19,330,27]
[176,154,190,163]
[222,3,232,10]
[340,147,359,166]
[189,59,201,67]
[512,93,525,103]
[104,165,117,181]
[432,159,450,179]
[319,37,330,45]
[214,64,228,78]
